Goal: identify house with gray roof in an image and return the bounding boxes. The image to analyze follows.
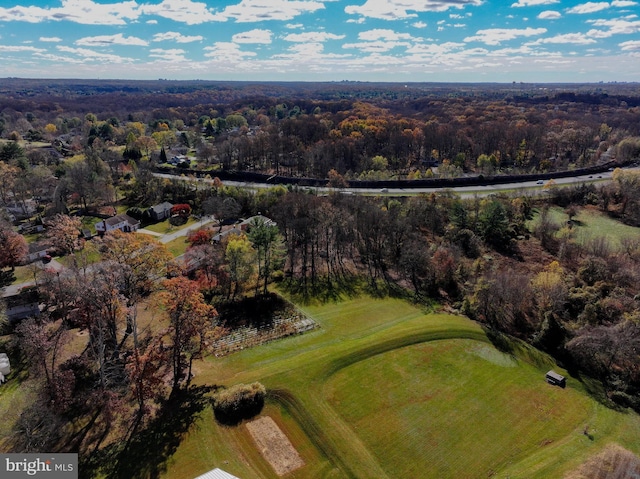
[95,214,140,234]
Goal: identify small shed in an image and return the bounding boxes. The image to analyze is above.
[545,370,566,388]
[193,468,239,479]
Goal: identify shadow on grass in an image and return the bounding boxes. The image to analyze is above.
[0,269,16,288]
[216,293,290,329]
[280,276,360,304]
[82,385,213,479]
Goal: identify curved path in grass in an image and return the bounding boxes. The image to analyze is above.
[183,297,640,479]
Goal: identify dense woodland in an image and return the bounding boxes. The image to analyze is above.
[2,80,640,468]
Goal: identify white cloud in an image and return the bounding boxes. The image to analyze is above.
[405,42,466,55]
[149,48,188,61]
[204,42,257,61]
[140,0,226,25]
[412,21,427,28]
[538,10,561,19]
[56,45,135,63]
[586,18,640,36]
[0,45,46,52]
[285,23,304,29]
[146,19,158,24]
[153,32,203,43]
[221,0,325,23]
[283,31,345,42]
[343,40,411,53]
[0,0,139,25]
[232,29,273,44]
[344,0,482,20]
[358,29,415,41]
[32,52,84,64]
[465,27,547,45]
[619,39,640,50]
[529,32,598,44]
[40,36,62,42]
[566,2,611,14]
[76,33,149,47]
[511,0,558,6]
[612,0,638,6]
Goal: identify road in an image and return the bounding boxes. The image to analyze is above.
[154,169,616,197]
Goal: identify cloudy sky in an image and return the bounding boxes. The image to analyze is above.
[0,0,639,82]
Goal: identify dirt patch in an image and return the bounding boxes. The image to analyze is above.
[565,444,640,479]
[246,416,304,476]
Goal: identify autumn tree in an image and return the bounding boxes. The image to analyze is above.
[327,168,348,188]
[225,234,256,300]
[161,277,218,394]
[16,316,72,408]
[184,243,225,293]
[126,335,168,422]
[187,228,213,246]
[45,214,82,256]
[247,217,285,295]
[0,220,28,271]
[98,230,173,339]
[0,162,19,204]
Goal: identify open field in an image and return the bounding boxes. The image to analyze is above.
[530,206,640,251]
[158,295,640,479]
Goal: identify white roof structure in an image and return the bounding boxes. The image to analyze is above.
[0,353,10,376]
[193,468,239,479]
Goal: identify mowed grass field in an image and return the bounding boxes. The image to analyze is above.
[531,206,640,251]
[161,295,640,479]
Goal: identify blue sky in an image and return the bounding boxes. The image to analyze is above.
[0,0,639,82]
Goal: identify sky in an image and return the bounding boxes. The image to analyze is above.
[0,0,639,83]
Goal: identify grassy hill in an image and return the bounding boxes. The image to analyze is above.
[159,295,640,479]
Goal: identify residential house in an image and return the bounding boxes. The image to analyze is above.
[212,215,276,243]
[148,201,174,222]
[4,288,40,322]
[26,241,50,263]
[95,214,140,234]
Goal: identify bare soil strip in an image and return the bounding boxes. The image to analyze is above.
[246,416,305,476]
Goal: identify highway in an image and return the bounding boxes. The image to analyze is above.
[154,169,616,197]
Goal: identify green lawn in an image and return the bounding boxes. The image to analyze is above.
[530,206,640,251]
[158,295,640,479]
[164,237,190,257]
[143,217,199,234]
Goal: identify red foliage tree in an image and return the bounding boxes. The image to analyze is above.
[187,228,213,246]
[0,226,28,270]
[170,203,191,218]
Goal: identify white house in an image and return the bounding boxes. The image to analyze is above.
[95,214,140,234]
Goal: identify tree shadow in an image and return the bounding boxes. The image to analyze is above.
[216,293,287,329]
[83,385,213,479]
[280,276,360,304]
[213,396,264,426]
[0,269,16,288]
